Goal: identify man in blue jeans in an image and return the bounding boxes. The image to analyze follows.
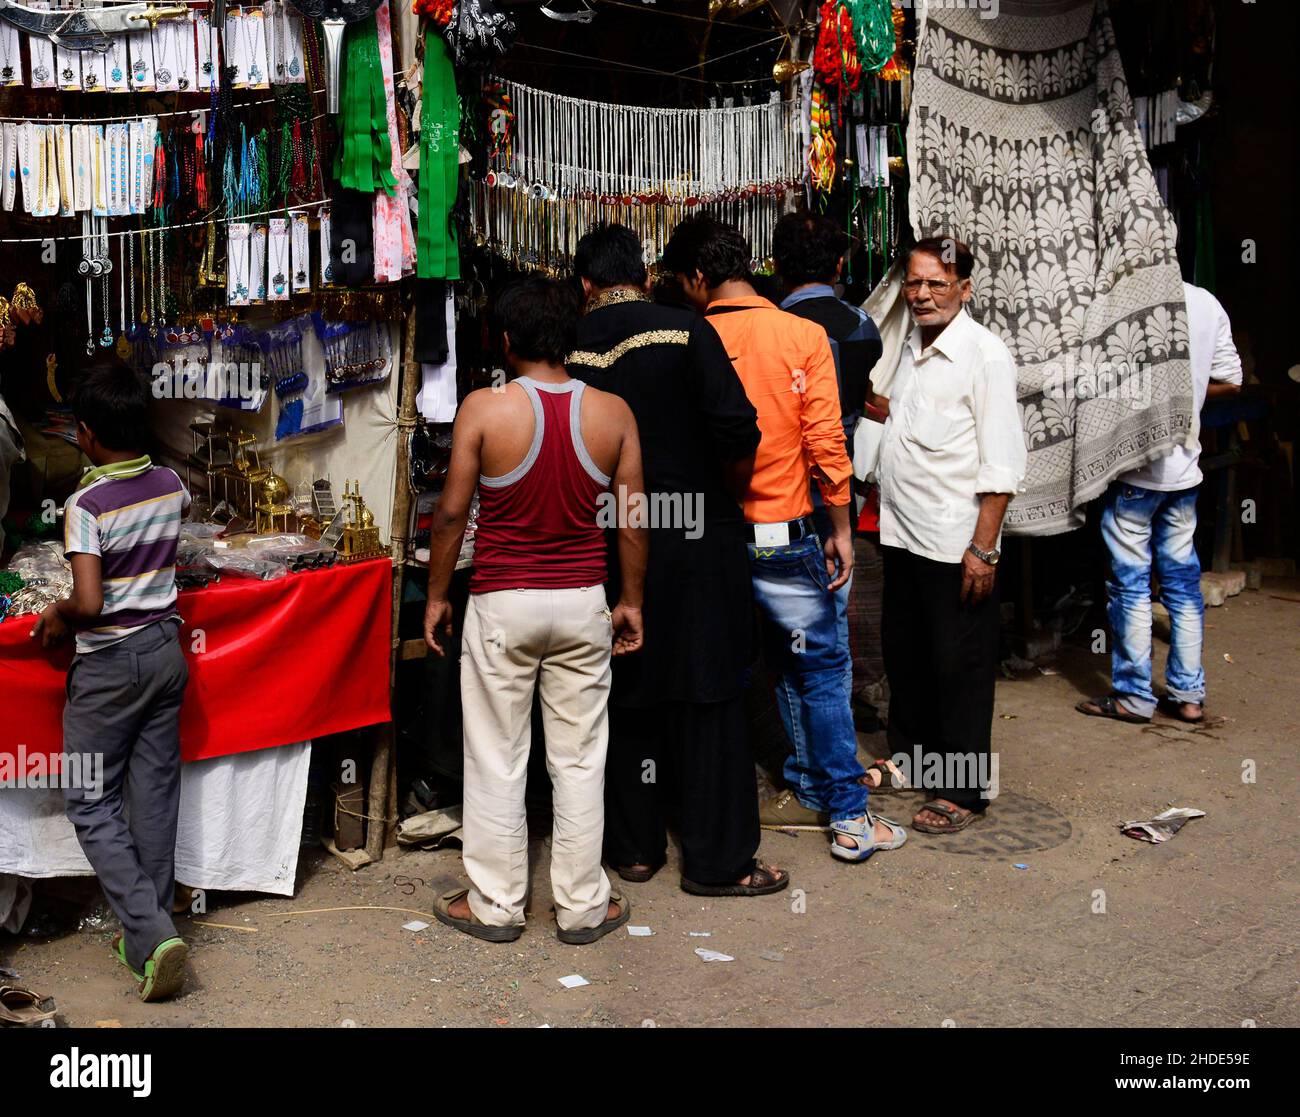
[664,216,906,863]
[1078,283,1242,724]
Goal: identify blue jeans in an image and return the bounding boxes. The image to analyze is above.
[1101,483,1205,719]
[750,534,866,821]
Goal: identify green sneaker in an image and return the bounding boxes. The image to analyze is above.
[138,938,188,1003]
[759,790,830,831]
[110,934,144,982]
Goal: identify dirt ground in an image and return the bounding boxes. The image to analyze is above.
[4,579,1297,1029]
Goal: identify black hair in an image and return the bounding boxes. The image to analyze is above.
[661,216,752,287]
[772,211,846,288]
[906,235,975,280]
[71,359,150,452]
[494,276,581,365]
[574,223,647,289]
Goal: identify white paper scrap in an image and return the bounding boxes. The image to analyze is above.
[694,948,734,963]
[558,974,590,989]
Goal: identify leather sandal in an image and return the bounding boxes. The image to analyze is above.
[1075,694,1150,724]
[680,860,790,897]
[0,985,57,1026]
[557,893,632,945]
[912,800,978,834]
[432,887,523,943]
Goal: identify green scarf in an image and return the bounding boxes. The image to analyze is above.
[333,16,397,197]
[416,29,461,280]
[78,454,152,490]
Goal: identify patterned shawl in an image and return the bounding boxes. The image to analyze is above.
[875,0,1194,535]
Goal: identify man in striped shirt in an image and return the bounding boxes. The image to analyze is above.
[30,360,191,1002]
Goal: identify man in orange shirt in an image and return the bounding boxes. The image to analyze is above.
[663,217,907,863]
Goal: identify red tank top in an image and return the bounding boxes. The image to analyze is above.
[470,377,611,594]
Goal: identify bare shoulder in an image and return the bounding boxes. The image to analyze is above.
[581,383,635,427]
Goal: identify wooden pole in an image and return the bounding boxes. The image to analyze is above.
[366,302,422,860]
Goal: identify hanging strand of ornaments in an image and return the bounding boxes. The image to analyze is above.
[471,79,804,274]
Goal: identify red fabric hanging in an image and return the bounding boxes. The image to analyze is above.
[0,558,392,766]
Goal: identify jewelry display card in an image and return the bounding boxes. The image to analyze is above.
[196,13,220,91]
[250,223,268,303]
[224,11,247,89]
[1,123,17,211]
[151,22,180,93]
[27,7,54,89]
[71,123,91,212]
[178,18,199,92]
[17,122,35,214]
[89,125,107,217]
[0,22,22,87]
[56,123,73,216]
[319,206,333,285]
[55,42,82,91]
[128,30,155,91]
[285,8,306,85]
[105,123,129,217]
[291,211,311,292]
[244,9,270,90]
[227,222,252,306]
[81,44,106,93]
[104,35,130,92]
[268,217,291,301]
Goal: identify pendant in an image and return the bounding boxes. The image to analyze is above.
[100,326,114,348]
[115,335,131,359]
[85,338,96,356]
[33,65,49,82]
[289,58,300,77]
[234,283,248,299]
[179,76,189,90]
[133,58,146,77]
[248,64,263,84]
[61,67,74,83]
[1,66,13,82]
[276,62,285,76]
[111,65,123,82]
[294,269,306,285]
[84,73,98,89]
[156,68,173,85]
[273,272,286,294]
[202,61,213,75]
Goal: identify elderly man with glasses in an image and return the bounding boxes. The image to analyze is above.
[875,236,1027,834]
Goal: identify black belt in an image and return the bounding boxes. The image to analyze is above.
[745,516,816,545]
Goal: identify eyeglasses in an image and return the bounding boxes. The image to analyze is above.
[903,278,962,294]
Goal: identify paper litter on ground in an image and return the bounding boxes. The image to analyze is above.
[627,925,654,936]
[1120,806,1205,843]
[694,948,734,962]
[402,920,430,932]
[558,974,590,989]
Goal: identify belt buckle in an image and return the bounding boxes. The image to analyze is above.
[752,522,791,547]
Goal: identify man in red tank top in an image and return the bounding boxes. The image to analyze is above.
[423,278,648,945]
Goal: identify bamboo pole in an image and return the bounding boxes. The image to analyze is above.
[366,301,422,860]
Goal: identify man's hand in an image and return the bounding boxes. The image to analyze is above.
[29,603,70,647]
[424,598,454,656]
[824,528,854,592]
[610,603,643,656]
[960,548,996,605]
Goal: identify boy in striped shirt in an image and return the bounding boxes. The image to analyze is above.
[30,360,191,1002]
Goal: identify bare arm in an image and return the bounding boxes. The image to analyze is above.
[1205,382,1241,400]
[424,396,484,654]
[31,553,104,646]
[961,492,1011,605]
[610,407,647,655]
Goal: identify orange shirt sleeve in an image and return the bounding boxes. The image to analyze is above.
[799,331,853,507]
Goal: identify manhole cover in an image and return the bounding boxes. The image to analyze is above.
[886,789,1073,858]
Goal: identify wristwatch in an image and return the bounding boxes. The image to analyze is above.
[967,541,1000,566]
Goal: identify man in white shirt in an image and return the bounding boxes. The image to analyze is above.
[876,237,1027,834]
[1077,283,1242,725]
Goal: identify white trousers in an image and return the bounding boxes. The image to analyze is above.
[460,586,613,931]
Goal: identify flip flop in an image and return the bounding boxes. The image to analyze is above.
[432,887,523,943]
[912,800,978,834]
[0,985,57,1026]
[556,893,632,945]
[111,933,144,981]
[1075,695,1151,724]
[861,758,908,793]
[680,860,790,897]
[138,938,188,1003]
[615,860,664,884]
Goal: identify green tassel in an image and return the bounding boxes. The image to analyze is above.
[333,16,397,197]
[417,29,461,281]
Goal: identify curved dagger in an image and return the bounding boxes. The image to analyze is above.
[0,2,188,53]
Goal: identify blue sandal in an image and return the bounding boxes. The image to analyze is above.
[829,813,908,862]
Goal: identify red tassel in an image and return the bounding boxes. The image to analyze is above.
[195,132,208,209]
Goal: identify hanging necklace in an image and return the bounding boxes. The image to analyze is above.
[99,221,113,348]
[108,37,123,85]
[243,14,264,86]
[270,225,288,295]
[155,21,176,87]
[1,26,18,83]
[175,23,190,90]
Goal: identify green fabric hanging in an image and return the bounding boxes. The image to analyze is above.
[417,29,461,281]
[845,0,895,75]
[333,16,397,197]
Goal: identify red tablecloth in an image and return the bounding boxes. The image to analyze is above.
[1,557,392,764]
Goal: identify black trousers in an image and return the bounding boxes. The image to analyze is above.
[881,545,999,811]
[604,696,759,885]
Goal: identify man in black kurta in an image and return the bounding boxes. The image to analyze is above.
[567,223,786,896]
